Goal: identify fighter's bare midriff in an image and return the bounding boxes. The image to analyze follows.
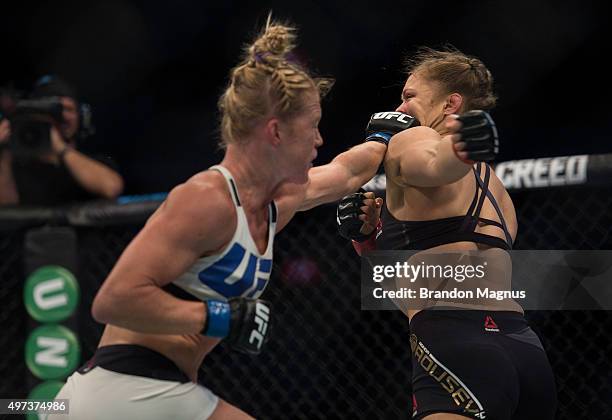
[98,325,220,382]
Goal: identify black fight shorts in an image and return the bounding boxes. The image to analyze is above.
[410,309,556,420]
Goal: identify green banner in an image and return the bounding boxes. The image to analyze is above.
[25,325,80,380]
[23,266,80,323]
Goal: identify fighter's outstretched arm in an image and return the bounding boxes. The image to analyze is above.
[275,112,418,231]
[273,141,385,231]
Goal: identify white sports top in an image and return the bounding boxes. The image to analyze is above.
[171,165,277,301]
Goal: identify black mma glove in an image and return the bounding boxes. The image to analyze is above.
[202,298,271,355]
[337,189,373,242]
[455,110,499,163]
[365,111,420,145]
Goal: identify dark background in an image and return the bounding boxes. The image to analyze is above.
[1,0,610,194]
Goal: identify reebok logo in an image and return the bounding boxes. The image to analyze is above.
[484,315,499,332]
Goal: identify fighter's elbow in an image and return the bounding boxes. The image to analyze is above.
[91,285,124,325]
[91,292,112,325]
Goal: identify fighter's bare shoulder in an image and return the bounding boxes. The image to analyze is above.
[146,170,237,250]
[167,171,235,221]
[387,126,440,161]
[389,126,440,149]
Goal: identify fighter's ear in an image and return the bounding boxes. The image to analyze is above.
[444,93,463,115]
[264,117,282,146]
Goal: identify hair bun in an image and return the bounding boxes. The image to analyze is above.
[249,21,296,65]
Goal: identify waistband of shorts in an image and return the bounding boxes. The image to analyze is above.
[79,344,190,383]
[410,307,528,333]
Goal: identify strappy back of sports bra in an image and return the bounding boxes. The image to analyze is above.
[377,163,513,251]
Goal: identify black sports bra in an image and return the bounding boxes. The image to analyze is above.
[376,163,513,251]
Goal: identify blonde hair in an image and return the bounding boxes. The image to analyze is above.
[218,16,333,147]
[405,46,497,111]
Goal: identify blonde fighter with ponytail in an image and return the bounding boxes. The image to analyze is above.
[48,16,392,420]
[219,17,333,147]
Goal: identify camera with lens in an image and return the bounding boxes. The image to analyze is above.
[10,97,65,158]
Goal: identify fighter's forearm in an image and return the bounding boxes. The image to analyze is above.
[92,281,206,334]
[300,142,386,210]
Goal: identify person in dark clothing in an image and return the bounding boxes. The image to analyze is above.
[0,77,123,206]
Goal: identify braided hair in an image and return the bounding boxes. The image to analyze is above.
[404,46,497,111]
[218,16,333,147]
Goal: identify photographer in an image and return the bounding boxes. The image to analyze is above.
[1,77,123,206]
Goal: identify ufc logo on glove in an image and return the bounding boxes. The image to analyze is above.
[249,302,270,350]
[372,111,414,123]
